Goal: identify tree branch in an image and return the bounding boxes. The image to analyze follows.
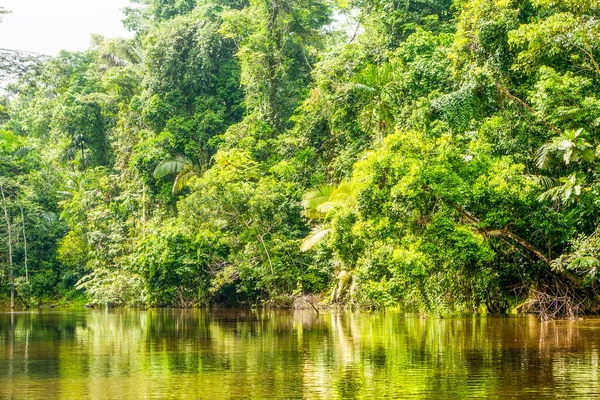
[444,198,551,266]
[495,84,562,135]
[485,229,550,265]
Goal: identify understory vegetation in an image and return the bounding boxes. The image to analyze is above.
[1,0,600,318]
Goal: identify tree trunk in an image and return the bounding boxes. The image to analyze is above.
[265,0,282,130]
[19,204,27,282]
[0,180,14,309]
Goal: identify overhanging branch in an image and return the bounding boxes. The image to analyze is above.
[444,198,551,266]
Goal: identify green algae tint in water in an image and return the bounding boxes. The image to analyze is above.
[0,310,599,399]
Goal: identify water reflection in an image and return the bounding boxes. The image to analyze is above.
[0,310,598,399]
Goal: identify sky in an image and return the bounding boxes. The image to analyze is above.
[0,0,133,56]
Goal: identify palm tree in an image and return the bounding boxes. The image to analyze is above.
[153,155,204,194]
[349,62,400,146]
[300,182,354,252]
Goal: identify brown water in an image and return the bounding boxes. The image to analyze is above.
[0,310,599,399]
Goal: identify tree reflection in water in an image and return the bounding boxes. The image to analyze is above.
[0,310,598,399]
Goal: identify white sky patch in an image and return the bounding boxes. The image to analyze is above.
[0,0,133,56]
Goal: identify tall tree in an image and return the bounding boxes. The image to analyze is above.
[221,0,332,130]
[0,180,14,309]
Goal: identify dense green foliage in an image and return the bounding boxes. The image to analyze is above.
[1,0,600,317]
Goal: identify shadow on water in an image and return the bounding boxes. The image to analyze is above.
[0,309,598,399]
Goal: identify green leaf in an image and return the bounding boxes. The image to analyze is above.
[153,156,187,179]
[301,227,332,252]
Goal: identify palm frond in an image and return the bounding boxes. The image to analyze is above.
[172,170,197,194]
[13,146,33,158]
[529,175,560,190]
[302,182,355,220]
[330,182,354,204]
[536,143,555,169]
[537,186,564,203]
[302,184,337,219]
[98,39,143,70]
[154,155,205,194]
[153,155,187,179]
[101,53,128,68]
[301,227,332,252]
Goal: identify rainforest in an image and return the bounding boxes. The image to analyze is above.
[1,0,600,319]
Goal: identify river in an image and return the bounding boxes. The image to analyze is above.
[0,309,598,399]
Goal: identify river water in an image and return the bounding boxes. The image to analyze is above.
[0,309,598,399]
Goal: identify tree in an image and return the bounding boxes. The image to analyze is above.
[349,62,400,146]
[19,203,28,282]
[0,179,14,309]
[221,0,332,130]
